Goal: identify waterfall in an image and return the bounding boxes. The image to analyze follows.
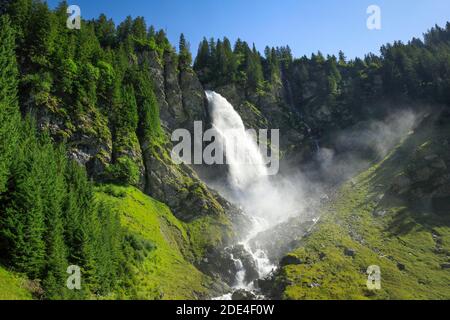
[205,91,269,191]
[206,91,296,225]
[206,90,301,220]
[206,91,294,293]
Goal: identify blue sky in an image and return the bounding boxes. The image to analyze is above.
[48,0,450,59]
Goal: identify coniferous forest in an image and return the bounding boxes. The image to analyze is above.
[0,0,449,301]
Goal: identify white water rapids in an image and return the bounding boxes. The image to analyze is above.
[206,91,299,299]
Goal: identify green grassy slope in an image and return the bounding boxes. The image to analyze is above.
[95,185,231,300]
[275,113,450,300]
[0,266,32,300]
[0,184,231,300]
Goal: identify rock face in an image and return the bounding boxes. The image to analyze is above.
[144,50,172,129]
[141,140,237,222]
[31,47,247,294]
[163,51,186,129]
[145,50,208,131]
[387,113,450,215]
[256,272,286,300]
[34,97,113,180]
[179,68,208,129]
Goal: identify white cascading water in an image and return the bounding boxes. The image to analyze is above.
[206,91,298,295]
[206,91,296,223]
[205,91,268,190]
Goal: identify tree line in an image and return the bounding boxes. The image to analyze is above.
[193,24,450,130]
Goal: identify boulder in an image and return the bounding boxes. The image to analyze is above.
[414,167,432,182]
[391,174,411,194]
[200,247,240,286]
[344,248,357,257]
[441,263,450,270]
[231,289,256,301]
[280,254,303,267]
[248,218,316,263]
[424,154,438,161]
[431,158,447,170]
[230,245,260,285]
[373,210,387,217]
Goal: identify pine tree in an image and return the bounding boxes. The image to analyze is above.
[117,16,133,43]
[108,83,141,186]
[2,119,46,278]
[155,29,169,49]
[131,17,147,40]
[244,44,264,92]
[0,15,20,194]
[24,0,55,59]
[0,0,32,45]
[179,33,192,70]
[194,38,211,82]
[63,161,93,259]
[132,66,162,143]
[40,141,70,299]
[222,37,237,80]
[92,201,122,294]
[148,25,156,39]
[338,50,347,66]
[95,14,116,48]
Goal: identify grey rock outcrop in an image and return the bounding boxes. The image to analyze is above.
[143,50,172,129]
[163,51,186,129]
[230,245,259,285]
[231,289,257,300]
[344,248,357,257]
[280,254,303,267]
[179,67,208,129]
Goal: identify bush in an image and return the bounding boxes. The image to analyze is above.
[105,157,140,186]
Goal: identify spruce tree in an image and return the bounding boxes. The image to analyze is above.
[0,15,20,194]
[194,38,211,82]
[245,44,264,92]
[2,119,46,278]
[40,141,70,299]
[179,33,192,70]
